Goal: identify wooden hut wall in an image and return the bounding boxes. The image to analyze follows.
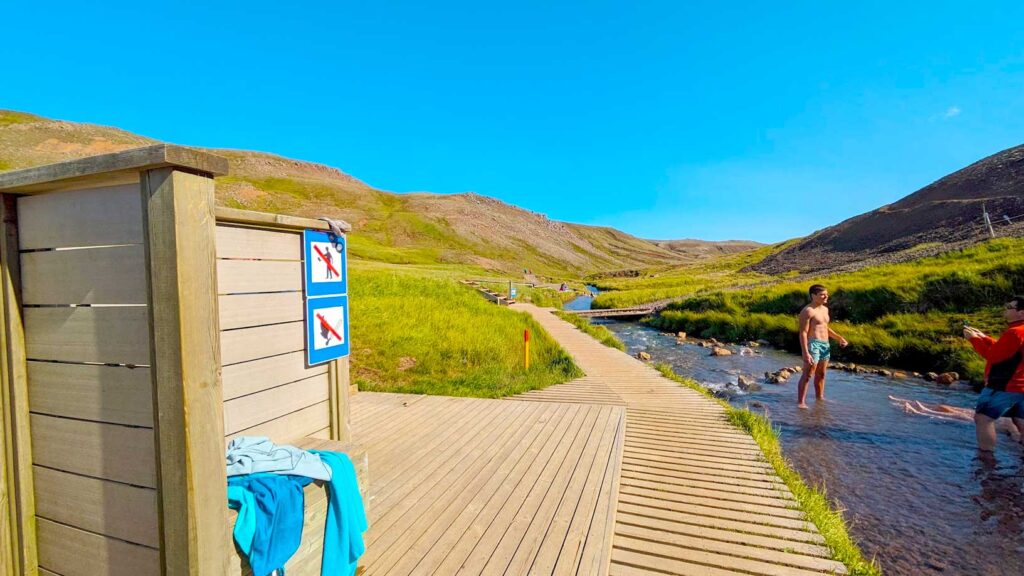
[216,225,331,443]
[19,183,161,574]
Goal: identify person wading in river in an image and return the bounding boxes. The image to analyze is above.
[797,284,848,409]
[963,296,1024,452]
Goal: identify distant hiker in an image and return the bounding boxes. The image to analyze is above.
[796,284,848,409]
[963,296,1024,452]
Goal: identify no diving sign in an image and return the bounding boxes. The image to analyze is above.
[304,229,349,365]
[306,295,349,364]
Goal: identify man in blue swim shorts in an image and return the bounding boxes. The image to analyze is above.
[797,285,848,409]
[964,295,1024,452]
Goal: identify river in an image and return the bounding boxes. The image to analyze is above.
[569,294,1023,574]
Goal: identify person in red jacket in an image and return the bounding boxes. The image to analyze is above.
[963,296,1024,452]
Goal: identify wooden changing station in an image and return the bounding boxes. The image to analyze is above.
[0,145,358,576]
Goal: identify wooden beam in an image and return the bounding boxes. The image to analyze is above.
[0,144,229,193]
[0,195,37,575]
[335,356,352,440]
[214,207,336,232]
[142,168,228,576]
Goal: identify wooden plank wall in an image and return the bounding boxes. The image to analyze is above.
[18,183,161,575]
[217,225,332,444]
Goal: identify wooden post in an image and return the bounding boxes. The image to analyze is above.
[142,168,228,576]
[0,195,36,576]
[525,329,531,370]
[983,203,996,238]
[332,357,352,441]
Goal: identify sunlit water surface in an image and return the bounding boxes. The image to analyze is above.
[596,318,1024,575]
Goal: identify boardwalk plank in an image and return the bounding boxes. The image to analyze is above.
[364,401,535,572]
[511,303,840,576]
[403,403,580,574]
[384,403,567,575]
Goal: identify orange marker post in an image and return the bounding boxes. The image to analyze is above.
[524,329,530,370]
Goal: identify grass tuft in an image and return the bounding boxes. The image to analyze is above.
[553,311,626,351]
[654,363,881,576]
[0,110,42,127]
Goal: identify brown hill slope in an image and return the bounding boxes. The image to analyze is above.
[749,144,1024,275]
[0,110,755,276]
[653,239,764,260]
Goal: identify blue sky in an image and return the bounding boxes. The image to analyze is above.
[3,1,1023,242]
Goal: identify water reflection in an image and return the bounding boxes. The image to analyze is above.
[563,285,599,311]
[604,320,1024,575]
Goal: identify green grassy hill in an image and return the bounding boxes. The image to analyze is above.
[0,109,726,278]
[645,238,1024,381]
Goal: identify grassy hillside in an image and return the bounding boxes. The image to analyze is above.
[589,242,790,308]
[349,261,582,396]
[0,109,703,278]
[647,238,1024,382]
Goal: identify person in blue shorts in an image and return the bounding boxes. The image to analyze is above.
[797,284,848,409]
[963,296,1024,452]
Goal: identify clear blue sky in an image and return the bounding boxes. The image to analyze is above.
[3,2,1023,242]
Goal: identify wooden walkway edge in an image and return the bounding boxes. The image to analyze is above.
[512,304,848,576]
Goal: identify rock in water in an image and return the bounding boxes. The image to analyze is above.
[710,347,732,357]
[935,372,959,385]
[676,332,687,340]
[637,351,652,361]
[764,368,793,384]
[737,374,756,389]
[925,372,938,382]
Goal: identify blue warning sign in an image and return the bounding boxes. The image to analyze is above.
[303,230,347,298]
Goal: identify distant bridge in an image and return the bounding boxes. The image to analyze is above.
[561,305,657,319]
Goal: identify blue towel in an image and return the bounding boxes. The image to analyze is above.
[227,473,313,576]
[309,450,368,576]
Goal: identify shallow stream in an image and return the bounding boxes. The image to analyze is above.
[565,286,1023,574]
[602,320,1024,575]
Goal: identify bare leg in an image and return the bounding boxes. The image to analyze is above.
[814,359,828,400]
[1013,417,1024,444]
[797,360,815,409]
[975,412,998,452]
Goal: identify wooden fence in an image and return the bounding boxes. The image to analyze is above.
[0,145,354,576]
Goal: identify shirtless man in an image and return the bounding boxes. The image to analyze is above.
[797,284,848,408]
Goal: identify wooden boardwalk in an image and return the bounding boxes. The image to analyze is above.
[350,392,626,575]
[514,304,848,576]
[561,306,655,319]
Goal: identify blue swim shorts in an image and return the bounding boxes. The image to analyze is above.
[975,387,1024,420]
[808,339,831,363]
